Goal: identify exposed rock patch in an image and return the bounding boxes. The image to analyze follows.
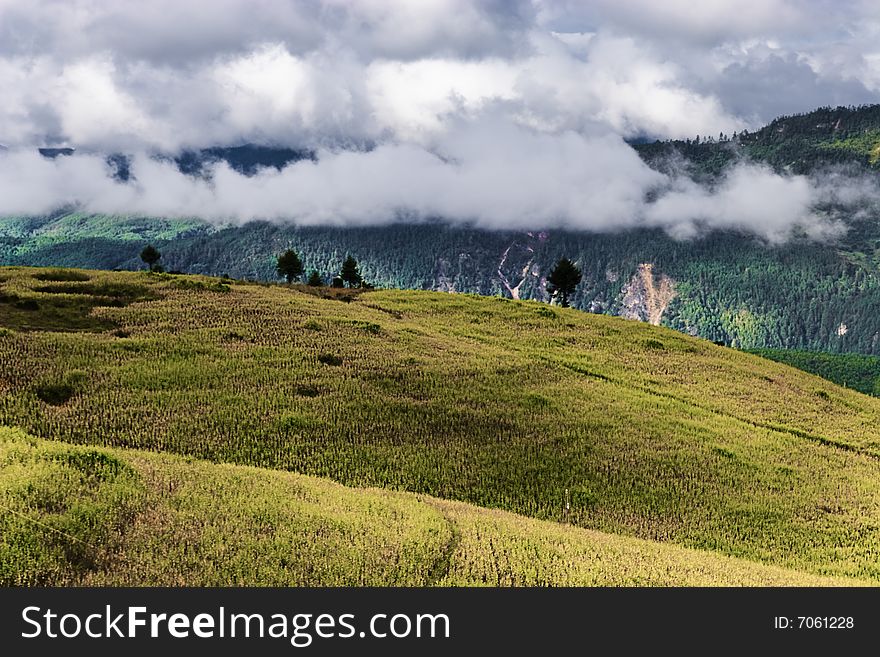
[619,263,676,326]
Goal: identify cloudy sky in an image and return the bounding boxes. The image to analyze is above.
[1,0,879,238]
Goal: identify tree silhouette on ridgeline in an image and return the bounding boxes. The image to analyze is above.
[340,255,362,288]
[547,258,582,308]
[140,245,162,272]
[276,249,304,284]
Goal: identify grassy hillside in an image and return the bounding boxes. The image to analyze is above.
[7,216,880,354]
[748,348,880,397]
[3,267,880,582]
[1,427,861,586]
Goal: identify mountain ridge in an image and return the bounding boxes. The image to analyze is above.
[5,104,880,352]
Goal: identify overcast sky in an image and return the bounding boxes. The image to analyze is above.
[1,0,879,238]
[3,0,879,150]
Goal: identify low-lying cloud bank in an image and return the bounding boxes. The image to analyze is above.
[0,121,874,243]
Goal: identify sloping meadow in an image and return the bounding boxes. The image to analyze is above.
[2,267,880,581]
[0,427,862,586]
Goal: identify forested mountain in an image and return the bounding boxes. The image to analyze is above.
[637,103,880,176]
[5,105,880,353]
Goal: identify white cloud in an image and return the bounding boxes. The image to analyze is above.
[1,0,880,241]
[644,164,838,242]
[535,0,810,44]
[365,57,519,141]
[1,0,878,152]
[1,119,872,244]
[0,121,663,227]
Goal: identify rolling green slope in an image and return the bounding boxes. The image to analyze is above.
[3,267,880,583]
[0,427,862,586]
[748,348,880,397]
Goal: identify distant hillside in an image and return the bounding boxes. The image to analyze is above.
[5,215,880,353]
[636,104,880,176]
[3,267,880,582]
[6,105,880,352]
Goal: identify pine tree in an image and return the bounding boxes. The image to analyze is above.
[340,255,362,288]
[276,249,304,284]
[307,270,323,287]
[140,245,161,272]
[546,258,582,308]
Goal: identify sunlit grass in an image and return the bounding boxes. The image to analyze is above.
[3,266,880,581]
[1,428,862,587]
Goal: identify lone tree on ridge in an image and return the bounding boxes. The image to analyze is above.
[340,255,362,288]
[276,249,304,283]
[140,244,161,272]
[546,258,582,308]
